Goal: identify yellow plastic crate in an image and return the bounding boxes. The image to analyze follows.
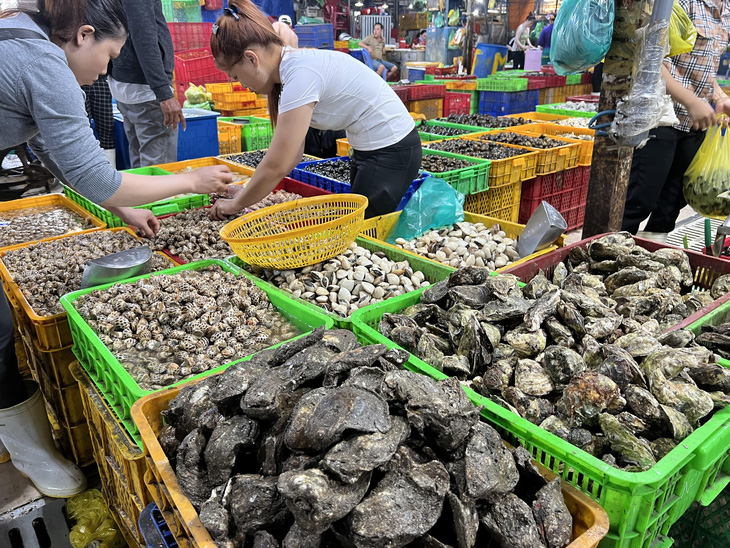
[337,138,351,157]
[505,112,569,122]
[46,400,93,467]
[217,121,242,155]
[359,210,565,271]
[334,40,348,49]
[255,98,267,108]
[71,362,151,546]
[445,80,478,91]
[513,123,595,167]
[408,98,444,120]
[463,181,522,222]
[205,82,233,94]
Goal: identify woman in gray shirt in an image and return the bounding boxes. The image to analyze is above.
[0,0,231,499]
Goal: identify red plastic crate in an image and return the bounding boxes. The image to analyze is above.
[443,92,471,116]
[425,66,458,76]
[203,0,222,9]
[410,84,447,100]
[391,85,411,102]
[434,75,477,80]
[167,23,212,52]
[524,75,551,89]
[567,94,600,103]
[518,167,590,224]
[581,73,593,85]
[174,48,229,85]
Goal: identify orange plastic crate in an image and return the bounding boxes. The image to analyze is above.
[513,123,595,167]
[217,121,242,155]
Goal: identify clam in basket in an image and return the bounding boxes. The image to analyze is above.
[220,194,368,270]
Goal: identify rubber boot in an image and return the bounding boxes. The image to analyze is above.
[0,382,86,498]
[636,231,669,244]
[0,438,9,464]
[103,148,117,170]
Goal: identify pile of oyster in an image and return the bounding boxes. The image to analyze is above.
[393,222,520,270]
[73,266,299,391]
[160,328,574,548]
[696,319,730,359]
[0,205,96,248]
[247,242,431,317]
[553,118,592,128]
[2,230,172,316]
[377,233,730,471]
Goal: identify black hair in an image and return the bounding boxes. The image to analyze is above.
[374,22,383,29]
[526,12,536,21]
[1,0,129,43]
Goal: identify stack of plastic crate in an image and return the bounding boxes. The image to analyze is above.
[162,0,202,22]
[174,48,228,88]
[206,82,267,116]
[296,23,334,50]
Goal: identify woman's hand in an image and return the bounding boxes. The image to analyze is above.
[715,96,730,127]
[687,97,718,131]
[209,197,242,220]
[116,207,160,238]
[192,165,233,195]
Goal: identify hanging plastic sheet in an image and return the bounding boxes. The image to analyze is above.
[550,0,615,75]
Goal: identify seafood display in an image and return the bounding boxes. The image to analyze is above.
[1,230,172,316]
[0,205,96,248]
[302,160,351,183]
[416,121,472,137]
[424,138,532,160]
[439,114,533,128]
[421,154,477,173]
[477,132,567,149]
[223,151,267,169]
[160,328,573,547]
[151,190,302,262]
[73,266,299,390]
[545,102,598,113]
[375,233,730,471]
[393,222,520,270]
[553,118,593,128]
[247,242,431,317]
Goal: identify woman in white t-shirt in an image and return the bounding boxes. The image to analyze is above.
[209,0,421,219]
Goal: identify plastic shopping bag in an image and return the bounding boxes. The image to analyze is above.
[67,490,125,548]
[550,0,614,75]
[668,1,697,57]
[386,176,464,244]
[683,124,730,217]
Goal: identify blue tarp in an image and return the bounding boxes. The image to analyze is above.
[200,0,295,25]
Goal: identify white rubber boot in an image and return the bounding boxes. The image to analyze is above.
[0,382,86,498]
[103,148,116,170]
[636,231,669,244]
[0,438,9,464]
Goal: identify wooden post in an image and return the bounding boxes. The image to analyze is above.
[581,0,651,237]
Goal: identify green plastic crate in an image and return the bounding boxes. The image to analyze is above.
[60,259,335,447]
[348,39,361,49]
[350,288,730,548]
[669,488,730,547]
[219,116,273,151]
[420,149,490,194]
[416,120,491,142]
[477,77,528,92]
[123,167,173,176]
[225,236,456,329]
[62,184,212,228]
[566,74,583,85]
[537,104,596,118]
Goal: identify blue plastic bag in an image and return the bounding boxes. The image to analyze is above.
[386,176,465,244]
[550,0,614,75]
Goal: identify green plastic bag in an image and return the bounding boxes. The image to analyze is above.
[668,1,697,57]
[551,0,614,74]
[386,176,464,244]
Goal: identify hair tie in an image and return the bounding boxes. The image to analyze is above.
[223,6,240,20]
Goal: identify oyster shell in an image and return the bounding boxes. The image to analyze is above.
[523,289,561,332]
[561,372,620,427]
[711,274,730,299]
[503,327,547,358]
[464,422,520,500]
[599,413,656,471]
[514,359,555,396]
[481,493,547,548]
[532,478,573,548]
[542,346,586,385]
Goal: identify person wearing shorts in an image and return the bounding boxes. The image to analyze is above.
[359,22,398,80]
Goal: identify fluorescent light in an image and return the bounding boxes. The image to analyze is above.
[382,2,388,7]
[408,3,413,7]
[355,1,363,5]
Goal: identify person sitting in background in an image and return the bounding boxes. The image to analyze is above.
[538,13,554,66]
[273,14,298,48]
[415,29,426,47]
[359,23,398,80]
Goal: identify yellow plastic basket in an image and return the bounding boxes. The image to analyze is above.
[220,194,368,269]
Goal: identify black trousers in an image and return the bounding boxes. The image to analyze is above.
[621,126,705,234]
[513,51,525,70]
[351,127,422,218]
[0,292,25,408]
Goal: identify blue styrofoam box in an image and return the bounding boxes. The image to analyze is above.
[114,108,220,169]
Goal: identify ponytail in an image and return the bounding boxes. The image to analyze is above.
[1,0,127,43]
[211,0,283,128]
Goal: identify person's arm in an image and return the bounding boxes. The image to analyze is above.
[514,25,525,50]
[120,0,184,129]
[359,36,374,54]
[711,76,730,119]
[662,64,717,130]
[209,104,314,219]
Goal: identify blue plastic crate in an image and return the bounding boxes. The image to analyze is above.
[139,503,178,548]
[114,108,219,169]
[478,90,534,116]
[298,38,334,49]
[408,68,425,82]
[294,23,333,36]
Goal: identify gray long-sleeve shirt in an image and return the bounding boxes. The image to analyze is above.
[0,13,121,204]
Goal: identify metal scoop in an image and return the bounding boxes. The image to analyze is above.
[80,247,152,289]
[517,201,567,258]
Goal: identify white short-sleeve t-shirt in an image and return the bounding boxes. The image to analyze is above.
[278,48,415,151]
